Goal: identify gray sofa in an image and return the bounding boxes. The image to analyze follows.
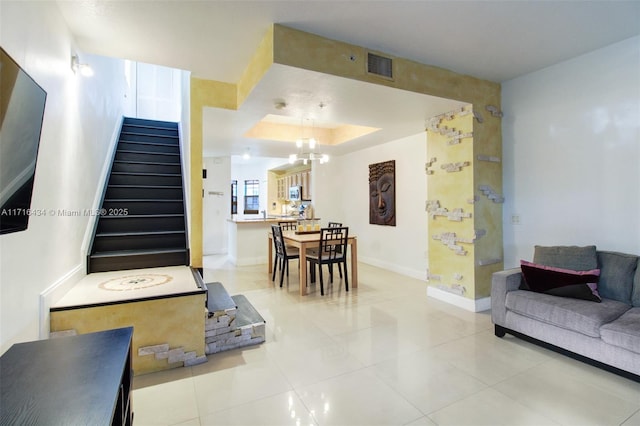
[491,245,640,380]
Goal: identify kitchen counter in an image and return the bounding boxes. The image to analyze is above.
[228,216,298,224]
[227,216,321,265]
[227,217,295,265]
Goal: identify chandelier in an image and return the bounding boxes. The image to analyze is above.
[288,119,329,165]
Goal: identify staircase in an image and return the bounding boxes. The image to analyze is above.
[87,117,189,273]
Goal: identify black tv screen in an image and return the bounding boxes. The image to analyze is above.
[0,47,47,235]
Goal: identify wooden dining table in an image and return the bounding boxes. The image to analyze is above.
[268,230,358,296]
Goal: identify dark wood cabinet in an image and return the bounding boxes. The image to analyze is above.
[0,327,133,425]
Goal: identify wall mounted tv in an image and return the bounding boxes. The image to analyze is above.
[0,47,47,235]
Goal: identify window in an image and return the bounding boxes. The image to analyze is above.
[243,180,259,214]
[230,180,237,215]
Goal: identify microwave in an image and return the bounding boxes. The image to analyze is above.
[289,186,301,201]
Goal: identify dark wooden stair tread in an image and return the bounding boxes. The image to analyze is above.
[98,213,184,219]
[95,230,185,237]
[110,172,181,177]
[117,149,179,156]
[103,198,183,202]
[106,184,183,189]
[90,248,187,258]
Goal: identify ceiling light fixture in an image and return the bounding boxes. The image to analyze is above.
[288,112,329,165]
[71,54,94,77]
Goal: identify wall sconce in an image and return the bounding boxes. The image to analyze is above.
[71,54,94,77]
[242,148,251,160]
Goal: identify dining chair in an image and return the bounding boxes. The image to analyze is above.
[271,224,300,287]
[278,221,298,252]
[306,226,349,295]
[278,221,297,231]
[327,222,344,277]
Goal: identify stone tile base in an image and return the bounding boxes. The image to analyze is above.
[204,301,265,355]
[138,342,208,367]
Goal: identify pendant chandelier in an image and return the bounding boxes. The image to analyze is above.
[288,118,329,165]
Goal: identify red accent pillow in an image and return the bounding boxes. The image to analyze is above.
[520,260,601,302]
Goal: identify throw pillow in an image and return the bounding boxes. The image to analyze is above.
[520,260,602,302]
[597,251,638,304]
[533,245,597,271]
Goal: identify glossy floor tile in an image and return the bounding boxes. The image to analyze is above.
[132,256,640,425]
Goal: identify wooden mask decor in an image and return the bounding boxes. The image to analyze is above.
[369,160,396,226]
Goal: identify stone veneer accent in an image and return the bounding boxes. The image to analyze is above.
[137,343,207,367]
[204,306,266,355]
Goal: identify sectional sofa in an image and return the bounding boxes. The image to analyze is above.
[491,245,639,381]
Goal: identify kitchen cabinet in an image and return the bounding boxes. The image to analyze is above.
[273,166,312,201]
[301,170,311,200]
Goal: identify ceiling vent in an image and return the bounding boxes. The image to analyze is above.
[367,52,393,79]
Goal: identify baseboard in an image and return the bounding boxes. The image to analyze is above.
[230,255,267,266]
[39,263,85,339]
[427,286,491,312]
[358,256,426,281]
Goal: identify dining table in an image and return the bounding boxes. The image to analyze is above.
[267,230,358,296]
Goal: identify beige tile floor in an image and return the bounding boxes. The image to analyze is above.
[132,256,640,426]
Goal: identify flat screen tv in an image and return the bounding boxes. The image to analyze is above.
[0,47,47,235]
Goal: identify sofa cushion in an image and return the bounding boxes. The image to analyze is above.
[519,260,601,302]
[600,307,640,354]
[597,251,638,304]
[533,245,597,271]
[505,290,630,338]
[633,263,640,307]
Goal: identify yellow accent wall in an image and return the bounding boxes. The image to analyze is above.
[50,293,206,375]
[189,27,274,268]
[426,107,503,300]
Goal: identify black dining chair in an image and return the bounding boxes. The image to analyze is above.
[271,224,300,287]
[278,221,298,251]
[327,222,344,277]
[306,227,349,295]
[278,221,297,231]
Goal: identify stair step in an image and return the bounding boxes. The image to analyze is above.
[102,199,184,215]
[112,160,181,174]
[88,248,188,273]
[93,230,186,252]
[231,294,266,327]
[105,185,183,199]
[115,150,180,164]
[122,124,178,137]
[205,282,236,313]
[96,230,185,238]
[96,214,185,233]
[123,117,177,129]
[117,140,180,154]
[108,172,182,186]
[120,131,179,141]
[91,247,187,258]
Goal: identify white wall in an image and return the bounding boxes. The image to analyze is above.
[314,133,428,279]
[0,2,128,353]
[502,36,640,267]
[136,62,182,122]
[203,156,231,255]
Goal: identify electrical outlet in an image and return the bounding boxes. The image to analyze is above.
[511,214,521,225]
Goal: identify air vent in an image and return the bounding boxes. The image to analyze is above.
[367,52,393,79]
